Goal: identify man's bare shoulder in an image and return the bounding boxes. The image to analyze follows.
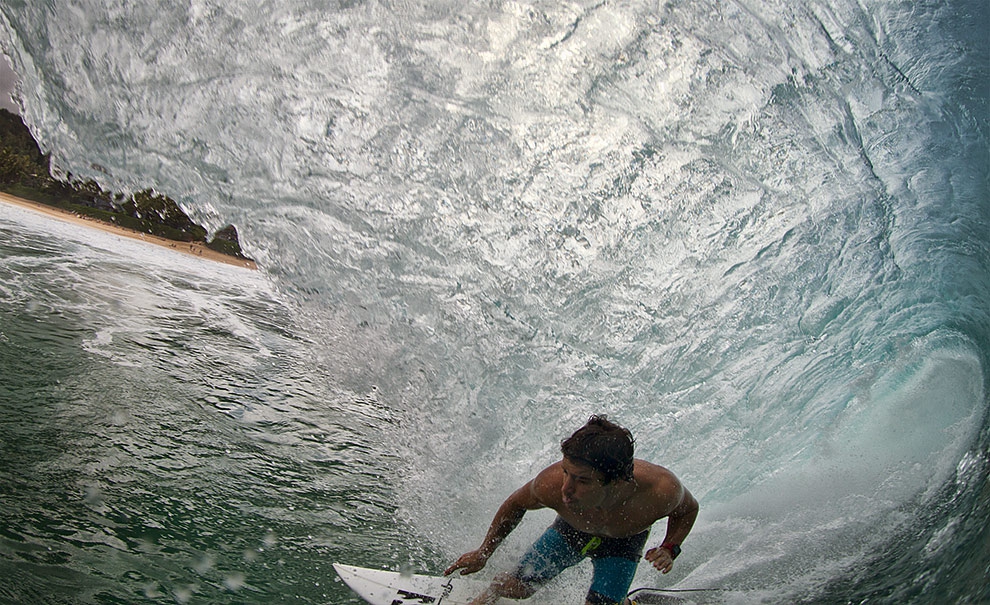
[633,459,679,482]
[530,462,565,507]
[632,460,685,514]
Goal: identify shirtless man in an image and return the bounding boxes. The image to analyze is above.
[445,415,699,605]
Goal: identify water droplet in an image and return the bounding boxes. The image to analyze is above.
[83,485,103,506]
[262,531,277,548]
[223,572,246,591]
[173,585,196,604]
[193,554,214,575]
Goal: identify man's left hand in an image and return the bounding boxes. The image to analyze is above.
[644,546,675,574]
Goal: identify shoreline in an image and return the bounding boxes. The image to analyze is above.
[0,191,258,270]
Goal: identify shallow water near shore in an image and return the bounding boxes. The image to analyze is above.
[1,0,988,603]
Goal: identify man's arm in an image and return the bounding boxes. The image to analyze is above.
[444,479,545,576]
[644,487,698,574]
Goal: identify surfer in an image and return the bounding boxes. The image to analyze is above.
[444,415,699,605]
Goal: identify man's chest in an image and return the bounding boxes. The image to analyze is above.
[560,506,653,538]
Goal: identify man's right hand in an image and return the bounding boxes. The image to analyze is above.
[443,549,489,576]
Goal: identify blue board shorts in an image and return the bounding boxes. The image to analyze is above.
[513,517,650,605]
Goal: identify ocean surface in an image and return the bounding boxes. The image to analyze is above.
[0,1,987,603]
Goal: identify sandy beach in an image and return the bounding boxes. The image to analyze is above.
[0,191,257,270]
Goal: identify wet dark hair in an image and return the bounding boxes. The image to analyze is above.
[561,415,635,483]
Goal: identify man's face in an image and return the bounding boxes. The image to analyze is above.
[560,457,609,511]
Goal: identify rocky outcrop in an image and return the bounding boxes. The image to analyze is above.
[0,108,251,261]
[207,224,245,257]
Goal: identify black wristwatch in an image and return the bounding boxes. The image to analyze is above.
[661,542,681,559]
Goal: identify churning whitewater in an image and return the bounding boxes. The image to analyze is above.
[0,0,987,603]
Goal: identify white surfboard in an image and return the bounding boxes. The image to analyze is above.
[333,563,718,604]
[333,563,492,605]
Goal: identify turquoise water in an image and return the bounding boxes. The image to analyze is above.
[1,0,987,603]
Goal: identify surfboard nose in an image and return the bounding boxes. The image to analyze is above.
[333,562,488,604]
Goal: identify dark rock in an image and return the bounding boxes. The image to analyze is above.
[207,224,247,258]
[0,108,253,263]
